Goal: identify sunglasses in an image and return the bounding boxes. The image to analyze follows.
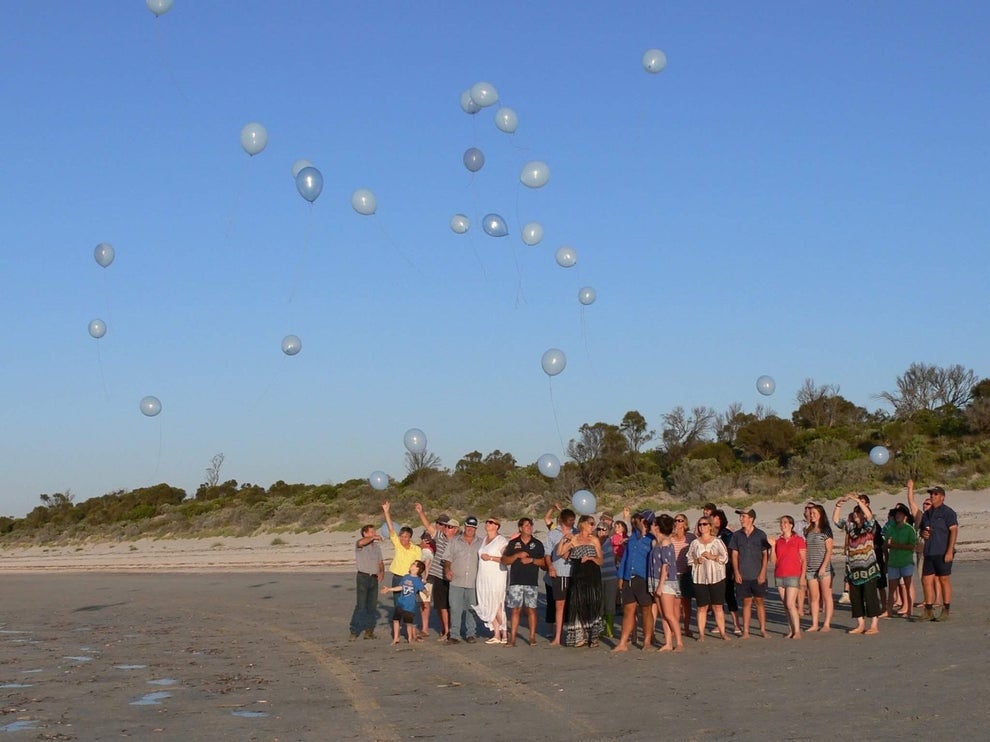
[675,518,687,523]
[698,522,711,526]
[486,520,500,526]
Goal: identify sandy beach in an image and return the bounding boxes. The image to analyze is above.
[2,490,988,740]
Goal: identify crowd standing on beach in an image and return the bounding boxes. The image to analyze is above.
[347,480,958,649]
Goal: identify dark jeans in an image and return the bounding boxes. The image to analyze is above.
[349,572,379,634]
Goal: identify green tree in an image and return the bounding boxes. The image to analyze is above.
[619,410,655,453]
[735,416,796,464]
[567,422,628,489]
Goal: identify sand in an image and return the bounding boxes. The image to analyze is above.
[1,489,988,740]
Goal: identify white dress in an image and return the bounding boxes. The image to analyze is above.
[472,534,508,630]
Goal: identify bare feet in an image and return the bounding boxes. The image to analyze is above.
[821,625,831,632]
[529,637,538,646]
[864,628,879,635]
[760,630,771,639]
[549,639,561,646]
[505,640,516,648]
[391,639,401,645]
[657,645,672,653]
[848,626,866,635]
[807,626,820,632]
[673,644,685,653]
[740,633,751,640]
[613,643,629,653]
[719,633,731,641]
[792,632,802,640]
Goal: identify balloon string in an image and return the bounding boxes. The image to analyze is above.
[95,341,110,402]
[288,204,314,303]
[225,159,250,237]
[512,188,526,307]
[375,218,423,280]
[154,18,189,105]
[580,306,594,376]
[252,358,283,410]
[466,174,487,282]
[548,377,566,455]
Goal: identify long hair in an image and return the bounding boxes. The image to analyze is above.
[808,505,833,539]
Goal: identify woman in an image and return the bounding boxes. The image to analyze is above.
[885,504,918,618]
[417,531,436,638]
[650,514,684,652]
[558,515,604,647]
[474,517,509,644]
[686,516,730,640]
[832,494,882,635]
[671,514,696,637]
[713,510,742,635]
[773,516,807,639]
[597,517,619,638]
[611,520,629,565]
[804,504,834,632]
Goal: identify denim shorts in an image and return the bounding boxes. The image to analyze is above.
[660,580,681,597]
[777,576,801,589]
[888,564,915,580]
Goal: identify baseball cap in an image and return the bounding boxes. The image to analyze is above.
[927,486,946,496]
[735,508,757,519]
[446,518,461,528]
[893,503,911,517]
[435,514,451,525]
[639,510,656,526]
[465,516,479,527]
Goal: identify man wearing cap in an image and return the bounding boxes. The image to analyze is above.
[729,509,771,639]
[909,482,958,621]
[444,515,483,643]
[349,524,385,640]
[414,503,456,641]
[502,517,549,646]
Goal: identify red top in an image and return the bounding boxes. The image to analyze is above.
[774,534,807,579]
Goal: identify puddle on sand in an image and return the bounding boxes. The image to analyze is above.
[114,664,148,670]
[147,678,177,686]
[0,683,33,689]
[231,710,270,718]
[0,720,41,732]
[130,691,172,706]
[63,656,93,662]
[21,669,44,674]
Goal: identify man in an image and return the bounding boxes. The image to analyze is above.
[502,517,549,646]
[547,508,577,645]
[613,511,656,652]
[597,514,619,638]
[382,501,423,616]
[444,515,482,643]
[910,483,958,621]
[349,524,385,640]
[414,504,456,641]
[729,509,771,639]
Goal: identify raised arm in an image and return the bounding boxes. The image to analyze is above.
[382,500,396,535]
[906,480,922,522]
[414,502,437,538]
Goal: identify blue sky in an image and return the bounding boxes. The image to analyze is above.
[1,2,987,517]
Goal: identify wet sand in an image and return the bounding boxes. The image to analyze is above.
[2,564,989,740]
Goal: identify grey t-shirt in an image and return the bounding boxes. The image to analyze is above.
[445,535,482,588]
[355,539,383,575]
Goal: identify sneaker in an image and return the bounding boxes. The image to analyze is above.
[838,592,851,605]
[443,636,460,645]
[363,630,376,640]
[465,636,478,644]
[485,637,501,645]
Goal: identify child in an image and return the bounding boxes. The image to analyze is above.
[381,559,427,644]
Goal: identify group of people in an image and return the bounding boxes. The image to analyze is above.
[348,480,958,649]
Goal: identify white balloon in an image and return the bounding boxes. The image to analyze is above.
[140,396,162,417]
[555,246,577,268]
[404,428,427,455]
[642,48,668,74]
[459,89,481,114]
[869,446,891,466]
[541,348,566,377]
[756,375,776,396]
[571,489,597,516]
[520,160,550,188]
[521,222,543,246]
[450,214,470,234]
[537,453,560,478]
[240,122,268,156]
[281,335,302,356]
[369,471,389,491]
[470,81,499,108]
[88,319,107,339]
[292,159,314,178]
[578,287,597,306]
[351,188,377,215]
[146,0,173,17]
[494,107,518,133]
[94,242,115,268]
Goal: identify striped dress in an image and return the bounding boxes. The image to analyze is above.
[804,529,833,576]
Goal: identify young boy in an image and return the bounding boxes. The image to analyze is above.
[381,560,427,644]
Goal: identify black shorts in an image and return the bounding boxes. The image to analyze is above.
[678,572,695,600]
[922,554,953,577]
[621,576,653,607]
[393,608,416,624]
[694,580,726,608]
[551,576,570,599]
[737,579,767,600]
[428,576,450,610]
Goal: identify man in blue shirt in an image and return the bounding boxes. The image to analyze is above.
[547,509,576,645]
[613,511,656,652]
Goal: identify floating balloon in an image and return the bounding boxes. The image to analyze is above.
[571,489,597,516]
[146,0,173,17]
[88,319,106,339]
[295,166,323,203]
[140,396,162,417]
[520,160,550,188]
[450,214,470,234]
[494,107,518,134]
[469,81,499,108]
[642,48,668,74]
[463,147,485,173]
[459,89,481,114]
[521,222,543,246]
[869,446,891,466]
[555,246,577,268]
[537,453,560,478]
[281,335,302,356]
[482,213,508,237]
[756,375,776,396]
[240,123,268,156]
[351,189,377,215]
[369,471,389,491]
[94,243,115,268]
[541,348,566,377]
[578,287,597,306]
[404,428,427,455]
[291,159,314,178]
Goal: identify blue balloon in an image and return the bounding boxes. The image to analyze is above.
[369,471,389,490]
[869,445,890,466]
[463,147,485,173]
[94,242,115,268]
[281,335,302,356]
[88,319,107,339]
[404,428,427,454]
[537,453,560,478]
[541,348,566,377]
[482,213,508,237]
[140,396,162,417]
[756,375,776,396]
[295,166,323,203]
[571,489,597,516]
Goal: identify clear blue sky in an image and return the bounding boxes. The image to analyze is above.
[1,2,987,517]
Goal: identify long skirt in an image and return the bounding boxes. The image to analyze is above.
[564,561,603,646]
